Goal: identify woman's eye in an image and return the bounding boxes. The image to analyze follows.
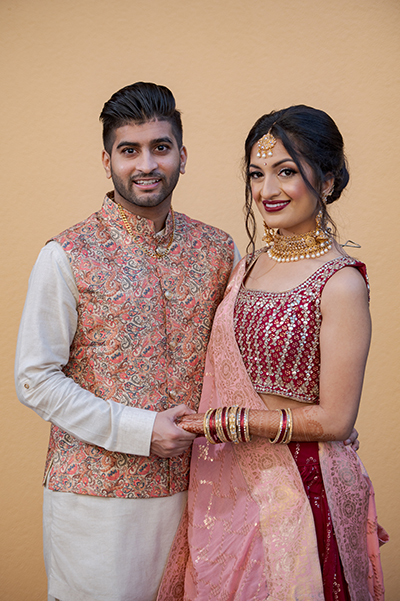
[249,171,262,179]
[279,168,296,177]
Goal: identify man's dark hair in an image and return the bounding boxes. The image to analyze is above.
[99,82,183,153]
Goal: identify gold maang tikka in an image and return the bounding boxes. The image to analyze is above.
[256,130,277,159]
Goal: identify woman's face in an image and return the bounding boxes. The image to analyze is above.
[249,138,320,235]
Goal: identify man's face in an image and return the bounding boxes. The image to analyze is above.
[102,119,187,213]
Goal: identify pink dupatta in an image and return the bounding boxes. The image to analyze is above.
[158,259,387,601]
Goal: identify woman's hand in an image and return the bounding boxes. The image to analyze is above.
[177,413,205,435]
[344,427,360,452]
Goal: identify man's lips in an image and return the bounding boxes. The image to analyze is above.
[262,200,290,212]
[132,177,162,190]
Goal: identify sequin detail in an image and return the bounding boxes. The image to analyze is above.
[234,257,368,404]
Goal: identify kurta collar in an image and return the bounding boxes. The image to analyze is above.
[102,193,175,246]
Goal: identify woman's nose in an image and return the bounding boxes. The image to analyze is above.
[260,175,280,199]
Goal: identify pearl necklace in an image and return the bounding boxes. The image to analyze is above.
[263,216,332,262]
[117,203,175,258]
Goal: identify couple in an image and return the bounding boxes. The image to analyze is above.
[16,82,386,601]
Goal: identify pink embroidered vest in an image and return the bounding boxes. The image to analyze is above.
[44,195,234,498]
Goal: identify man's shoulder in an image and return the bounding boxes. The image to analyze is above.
[175,211,233,243]
[51,209,101,246]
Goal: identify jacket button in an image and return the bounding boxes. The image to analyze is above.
[169,390,177,400]
[164,290,172,300]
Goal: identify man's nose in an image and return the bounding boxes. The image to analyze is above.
[135,150,158,173]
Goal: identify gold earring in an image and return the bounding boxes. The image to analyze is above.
[262,222,275,246]
[322,188,333,203]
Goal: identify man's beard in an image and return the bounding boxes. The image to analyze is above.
[111,167,181,208]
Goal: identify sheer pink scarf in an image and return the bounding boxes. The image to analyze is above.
[158,259,387,601]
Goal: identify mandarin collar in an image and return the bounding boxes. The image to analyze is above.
[102,193,174,242]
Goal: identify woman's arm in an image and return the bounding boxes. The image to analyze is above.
[180,266,371,443]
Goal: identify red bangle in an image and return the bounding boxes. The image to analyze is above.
[239,408,246,442]
[209,409,219,444]
[276,409,287,444]
[221,407,231,442]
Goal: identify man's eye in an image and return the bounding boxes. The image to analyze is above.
[156,145,169,152]
[122,148,136,154]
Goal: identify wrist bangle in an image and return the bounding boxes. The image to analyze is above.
[204,408,215,444]
[269,409,284,444]
[243,408,251,442]
[228,406,240,443]
[221,406,231,442]
[282,408,293,444]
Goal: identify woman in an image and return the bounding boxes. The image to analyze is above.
[158,106,387,600]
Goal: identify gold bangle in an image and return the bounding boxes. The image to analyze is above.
[244,408,251,442]
[282,408,293,444]
[269,409,283,444]
[228,406,240,443]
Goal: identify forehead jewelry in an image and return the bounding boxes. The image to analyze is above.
[256,130,277,159]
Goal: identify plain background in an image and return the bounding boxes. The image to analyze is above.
[1,0,399,598]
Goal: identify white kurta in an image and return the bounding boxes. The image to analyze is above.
[16,239,240,601]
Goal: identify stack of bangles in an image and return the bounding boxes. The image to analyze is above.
[203,406,251,444]
[268,408,293,444]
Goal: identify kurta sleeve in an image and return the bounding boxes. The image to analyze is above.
[15,241,156,456]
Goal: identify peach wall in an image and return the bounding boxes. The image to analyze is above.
[1,0,399,598]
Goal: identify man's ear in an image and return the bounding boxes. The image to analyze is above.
[180,146,188,175]
[102,150,112,179]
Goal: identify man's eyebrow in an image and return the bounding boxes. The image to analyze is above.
[116,137,174,150]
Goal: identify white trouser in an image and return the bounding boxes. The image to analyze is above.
[44,487,187,601]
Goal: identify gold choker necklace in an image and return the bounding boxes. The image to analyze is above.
[263,215,332,262]
[117,203,175,258]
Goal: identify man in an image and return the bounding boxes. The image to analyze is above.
[15,82,237,601]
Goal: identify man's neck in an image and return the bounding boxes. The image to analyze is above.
[114,195,172,233]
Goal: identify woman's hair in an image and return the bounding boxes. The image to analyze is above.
[243,105,349,254]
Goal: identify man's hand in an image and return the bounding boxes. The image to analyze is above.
[151,404,197,458]
[344,427,360,452]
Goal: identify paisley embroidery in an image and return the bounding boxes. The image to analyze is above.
[44,196,234,498]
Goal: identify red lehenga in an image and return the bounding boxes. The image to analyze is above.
[158,258,387,601]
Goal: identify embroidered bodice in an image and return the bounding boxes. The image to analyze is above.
[234,255,368,404]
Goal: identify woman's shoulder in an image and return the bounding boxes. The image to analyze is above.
[321,257,370,308]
